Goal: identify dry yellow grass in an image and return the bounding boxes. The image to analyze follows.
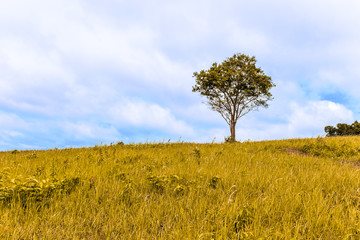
[1,136,360,239]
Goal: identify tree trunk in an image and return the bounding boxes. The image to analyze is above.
[230,121,236,141]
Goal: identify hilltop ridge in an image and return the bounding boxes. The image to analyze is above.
[1,136,360,238]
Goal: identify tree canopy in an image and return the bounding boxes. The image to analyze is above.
[192,53,275,141]
[325,121,360,136]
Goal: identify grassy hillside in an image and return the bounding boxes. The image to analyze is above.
[1,137,360,239]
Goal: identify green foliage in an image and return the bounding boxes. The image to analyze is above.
[192,147,201,158]
[173,184,186,196]
[147,174,190,195]
[209,176,221,189]
[299,136,360,159]
[224,136,236,143]
[325,121,360,136]
[0,174,80,205]
[11,149,20,154]
[233,205,254,233]
[27,153,38,159]
[147,175,169,193]
[2,138,360,238]
[193,53,275,140]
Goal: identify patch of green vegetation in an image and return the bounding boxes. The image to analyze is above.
[0,173,80,205]
[298,136,360,161]
[1,137,360,238]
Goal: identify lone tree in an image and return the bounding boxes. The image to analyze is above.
[192,53,275,141]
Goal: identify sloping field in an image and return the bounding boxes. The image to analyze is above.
[1,137,360,239]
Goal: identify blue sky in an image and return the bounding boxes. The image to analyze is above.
[1,0,359,150]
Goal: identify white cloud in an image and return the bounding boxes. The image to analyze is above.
[225,22,269,55]
[62,121,119,140]
[109,99,194,136]
[1,0,360,150]
[0,0,197,118]
[288,101,354,136]
[235,101,354,141]
[191,128,228,143]
[0,111,28,129]
[0,37,69,78]
[174,101,223,125]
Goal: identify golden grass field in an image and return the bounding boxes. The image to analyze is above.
[2,136,360,239]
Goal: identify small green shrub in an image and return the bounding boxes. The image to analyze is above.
[0,175,81,206]
[27,153,38,159]
[300,137,360,158]
[192,147,201,158]
[147,175,169,193]
[209,176,221,189]
[11,149,20,155]
[225,136,236,143]
[173,184,186,196]
[233,206,254,233]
